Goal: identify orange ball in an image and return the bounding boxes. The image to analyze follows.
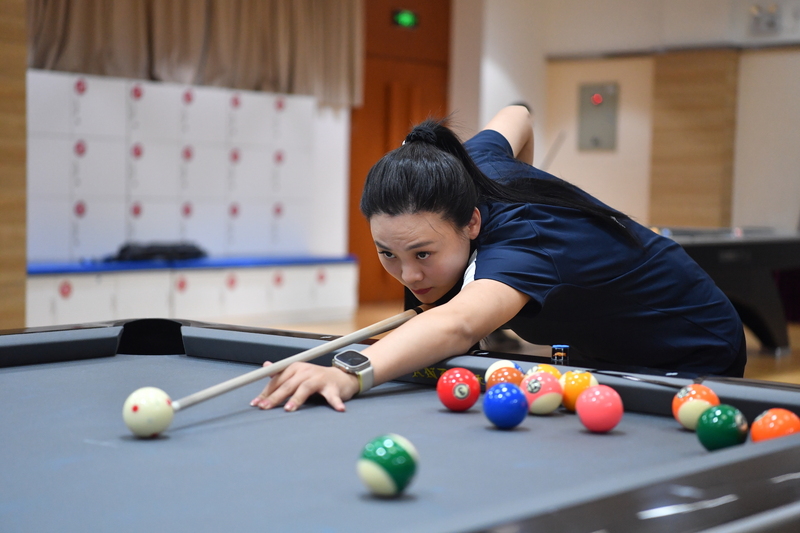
[558,370,598,412]
[751,408,800,442]
[486,367,525,391]
[672,384,720,430]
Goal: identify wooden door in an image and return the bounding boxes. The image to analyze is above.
[349,0,450,302]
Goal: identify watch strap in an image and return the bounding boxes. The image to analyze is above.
[356,364,374,394]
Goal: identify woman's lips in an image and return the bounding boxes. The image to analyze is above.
[411,288,432,295]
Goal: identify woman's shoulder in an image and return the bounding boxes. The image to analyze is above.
[465,129,514,160]
[466,130,535,182]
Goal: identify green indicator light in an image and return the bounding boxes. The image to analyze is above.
[393,9,418,29]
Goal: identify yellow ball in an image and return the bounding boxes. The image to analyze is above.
[123,387,174,438]
[558,371,599,412]
[525,363,562,380]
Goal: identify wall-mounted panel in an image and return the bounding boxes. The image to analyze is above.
[545,57,654,224]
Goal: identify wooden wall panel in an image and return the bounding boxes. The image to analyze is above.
[0,0,27,329]
[365,0,450,65]
[649,49,739,228]
[349,0,450,302]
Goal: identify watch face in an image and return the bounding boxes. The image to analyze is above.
[336,350,369,367]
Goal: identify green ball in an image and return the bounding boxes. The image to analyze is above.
[357,434,419,497]
[696,404,749,451]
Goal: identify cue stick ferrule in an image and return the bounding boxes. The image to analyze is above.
[171,305,429,412]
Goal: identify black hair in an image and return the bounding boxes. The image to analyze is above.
[360,118,639,244]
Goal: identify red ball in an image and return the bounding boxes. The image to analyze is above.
[437,368,481,411]
[575,385,624,433]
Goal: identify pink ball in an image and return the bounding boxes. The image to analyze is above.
[520,371,563,415]
[575,385,624,433]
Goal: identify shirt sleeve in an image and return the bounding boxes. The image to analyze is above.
[465,129,549,183]
[465,129,515,161]
[471,205,562,310]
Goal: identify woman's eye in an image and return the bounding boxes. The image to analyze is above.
[417,252,430,259]
[379,251,395,259]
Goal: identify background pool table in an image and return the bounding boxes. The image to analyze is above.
[665,226,800,355]
[3,319,800,532]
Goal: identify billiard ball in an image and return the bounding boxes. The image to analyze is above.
[696,404,748,451]
[751,408,800,442]
[575,385,624,433]
[558,370,598,412]
[486,367,525,391]
[520,371,562,415]
[524,363,562,380]
[483,383,528,429]
[672,384,720,431]
[437,368,480,411]
[122,386,174,438]
[357,434,418,497]
[485,359,522,383]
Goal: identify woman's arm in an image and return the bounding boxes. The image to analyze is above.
[364,279,530,384]
[252,279,530,411]
[482,105,534,164]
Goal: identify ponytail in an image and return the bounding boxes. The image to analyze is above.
[361,118,639,244]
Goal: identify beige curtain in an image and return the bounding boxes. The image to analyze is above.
[27,0,364,106]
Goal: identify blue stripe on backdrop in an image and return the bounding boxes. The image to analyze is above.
[28,255,357,275]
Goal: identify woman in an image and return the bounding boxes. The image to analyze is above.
[252,105,745,412]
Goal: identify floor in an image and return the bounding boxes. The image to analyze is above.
[236,300,800,386]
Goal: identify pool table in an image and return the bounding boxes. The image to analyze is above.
[664,226,800,355]
[3,318,800,532]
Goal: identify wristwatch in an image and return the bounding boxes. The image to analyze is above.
[332,350,374,394]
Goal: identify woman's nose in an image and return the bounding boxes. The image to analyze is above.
[401,264,423,284]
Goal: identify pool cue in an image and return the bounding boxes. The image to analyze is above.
[171,305,429,412]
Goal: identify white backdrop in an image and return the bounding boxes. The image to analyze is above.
[26,69,344,263]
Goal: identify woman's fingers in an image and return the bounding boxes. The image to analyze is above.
[317,384,348,412]
[285,369,356,412]
[283,377,327,412]
[249,363,358,412]
[250,361,278,407]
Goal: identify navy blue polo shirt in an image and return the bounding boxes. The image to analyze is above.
[464,129,744,376]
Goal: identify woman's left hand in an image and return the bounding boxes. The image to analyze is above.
[250,361,360,412]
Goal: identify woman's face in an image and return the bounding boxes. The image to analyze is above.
[369,209,481,304]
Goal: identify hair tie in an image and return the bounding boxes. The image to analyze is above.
[404,124,437,146]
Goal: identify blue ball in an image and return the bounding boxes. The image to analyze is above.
[483,383,528,429]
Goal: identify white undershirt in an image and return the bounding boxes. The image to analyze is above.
[462,250,477,289]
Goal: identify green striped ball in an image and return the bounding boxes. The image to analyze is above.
[357,434,419,497]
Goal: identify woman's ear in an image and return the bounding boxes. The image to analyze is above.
[466,207,481,240]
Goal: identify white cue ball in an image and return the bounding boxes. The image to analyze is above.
[122,387,174,438]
